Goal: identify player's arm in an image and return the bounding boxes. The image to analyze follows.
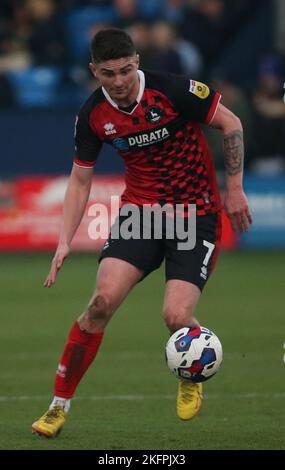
[165,74,252,232]
[44,108,102,288]
[209,103,253,232]
[59,164,93,247]
[44,164,93,288]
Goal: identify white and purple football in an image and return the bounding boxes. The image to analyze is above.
[165,325,223,382]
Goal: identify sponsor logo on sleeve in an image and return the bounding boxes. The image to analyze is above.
[189,80,210,99]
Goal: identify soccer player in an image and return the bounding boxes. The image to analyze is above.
[32,29,252,437]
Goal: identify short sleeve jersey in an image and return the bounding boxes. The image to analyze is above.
[74,70,222,215]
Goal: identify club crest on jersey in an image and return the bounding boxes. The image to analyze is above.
[145,105,164,123]
[189,80,210,99]
[104,122,117,135]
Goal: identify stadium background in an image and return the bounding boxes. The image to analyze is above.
[0,0,284,450]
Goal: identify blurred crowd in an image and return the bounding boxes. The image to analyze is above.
[0,0,285,170]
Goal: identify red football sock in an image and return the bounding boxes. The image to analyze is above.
[54,321,104,399]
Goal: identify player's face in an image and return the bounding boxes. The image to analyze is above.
[89,55,140,105]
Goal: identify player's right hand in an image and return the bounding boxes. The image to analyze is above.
[44,243,70,288]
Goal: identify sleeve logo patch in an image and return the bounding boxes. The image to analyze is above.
[189,80,210,99]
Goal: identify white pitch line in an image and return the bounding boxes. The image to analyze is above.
[0,393,284,402]
[2,352,161,360]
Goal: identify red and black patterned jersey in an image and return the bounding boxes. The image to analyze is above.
[74,70,222,215]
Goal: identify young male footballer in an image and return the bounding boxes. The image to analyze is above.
[32,28,252,437]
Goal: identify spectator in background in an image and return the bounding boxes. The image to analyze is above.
[149,21,183,74]
[0,1,32,73]
[175,36,203,77]
[163,0,184,23]
[149,21,203,76]
[114,0,139,29]
[70,22,110,94]
[251,55,285,173]
[26,0,69,65]
[114,0,180,28]
[180,0,235,65]
[127,22,155,70]
[0,35,32,73]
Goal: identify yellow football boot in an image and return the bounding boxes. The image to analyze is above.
[32,406,67,438]
[177,380,203,420]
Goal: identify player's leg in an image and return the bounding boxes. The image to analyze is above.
[78,256,145,333]
[32,257,144,438]
[163,280,203,421]
[163,280,201,334]
[163,212,222,421]
[32,205,165,438]
[52,257,145,399]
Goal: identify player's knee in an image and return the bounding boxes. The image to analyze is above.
[163,306,192,334]
[78,292,115,333]
[85,293,111,325]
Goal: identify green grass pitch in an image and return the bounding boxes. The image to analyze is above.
[0,251,284,450]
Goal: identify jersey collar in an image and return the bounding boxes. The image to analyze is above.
[101,70,145,115]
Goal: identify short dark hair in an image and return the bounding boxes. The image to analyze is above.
[90,28,136,63]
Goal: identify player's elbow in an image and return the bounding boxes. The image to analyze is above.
[229,113,242,131]
[211,103,243,134]
[222,111,242,135]
[70,164,93,188]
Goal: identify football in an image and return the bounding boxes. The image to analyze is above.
[165,325,223,382]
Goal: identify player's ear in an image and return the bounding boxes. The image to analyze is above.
[135,54,140,69]
[89,62,97,77]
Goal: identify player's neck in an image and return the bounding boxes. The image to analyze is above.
[112,73,140,108]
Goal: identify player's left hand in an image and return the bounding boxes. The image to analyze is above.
[223,188,253,232]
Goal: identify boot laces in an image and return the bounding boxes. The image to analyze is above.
[44,407,64,424]
[181,381,197,402]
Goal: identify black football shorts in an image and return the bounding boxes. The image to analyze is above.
[99,207,222,292]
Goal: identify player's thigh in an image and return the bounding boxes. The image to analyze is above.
[78,258,144,331]
[90,257,144,313]
[99,212,165,281]
[163,280,201,332]
[165,212,222,293]
[81,210,164,327]
[94,256,144,308]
